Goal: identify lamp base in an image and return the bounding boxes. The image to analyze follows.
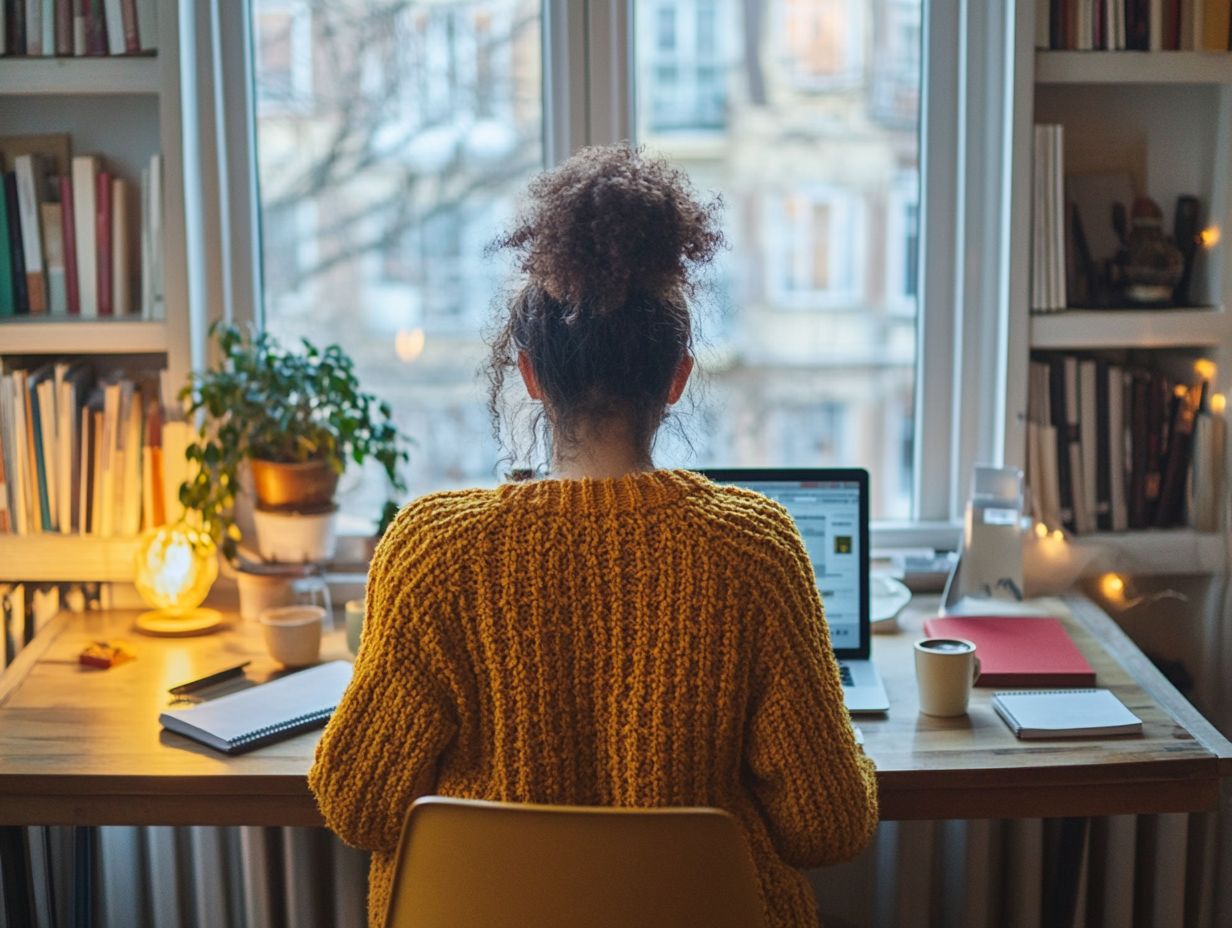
[135,608,224,637]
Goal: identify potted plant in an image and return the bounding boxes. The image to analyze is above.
[180,323,407,562]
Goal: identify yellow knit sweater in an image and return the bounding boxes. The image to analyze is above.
[309,469,879,928]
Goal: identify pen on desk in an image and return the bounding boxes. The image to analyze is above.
[168,661,252,696]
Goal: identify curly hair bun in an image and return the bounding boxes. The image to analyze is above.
[495,144,723,317]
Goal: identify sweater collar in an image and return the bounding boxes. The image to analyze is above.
[497,468,711,514]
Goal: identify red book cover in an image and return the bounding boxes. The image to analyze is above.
[921,616,1097,688]
[59,176,80,315]
[96,171,112,316]
[120,0,139,53]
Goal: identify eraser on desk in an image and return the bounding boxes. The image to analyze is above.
[79,640,135,669]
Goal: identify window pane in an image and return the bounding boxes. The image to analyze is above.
[250,0,543,532]
[637,0,922,520]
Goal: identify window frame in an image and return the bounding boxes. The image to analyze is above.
[198,0,1016,555]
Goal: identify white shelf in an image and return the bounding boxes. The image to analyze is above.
[0,535,139,582]
[0,318,166,355]
[0,57,159,95]
[1029,309,1231,349]
[1036,51,1232,84]
[1067,530,1227,575]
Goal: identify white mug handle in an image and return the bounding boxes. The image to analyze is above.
[972,654,982,685]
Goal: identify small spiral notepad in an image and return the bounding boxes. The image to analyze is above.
[992,689,1143,740]
[160,661,353,755]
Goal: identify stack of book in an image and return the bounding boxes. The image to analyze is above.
[0,134,162,319]
[0,361,190,537]
[1032,124,1067,313]
[1,0,157,56]
[1026,353,1222,534]
[1037,0,1232,50]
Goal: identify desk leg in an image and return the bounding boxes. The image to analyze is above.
[74,826,95,928]
[1047,816,1089,928]
[1,826,33,928]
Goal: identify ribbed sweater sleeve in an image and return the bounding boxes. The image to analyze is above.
[743,507,879,868]
[308,508,458,855]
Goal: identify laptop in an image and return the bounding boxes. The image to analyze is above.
[700,468,891,714]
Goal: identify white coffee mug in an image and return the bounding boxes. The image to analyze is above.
[914,638,981,717]
[259,605,324,667]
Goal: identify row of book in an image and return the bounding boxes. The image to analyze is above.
[1037,0,1232,50]
[1,0,156,57]
[1025,353,1223,534]
[1031,125,1067,313]
[0,135,163,318]
[0,362,190,537]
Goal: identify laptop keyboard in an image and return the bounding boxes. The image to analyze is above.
[838,663,854,687]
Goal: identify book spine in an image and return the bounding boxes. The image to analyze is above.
[25,0,40,55]
[28,382,50,532]
[111,176,129,315]
[134,0,153,51]
[77,403,90,533]
[38,202,65,315]
[0,179,14,318]
[70,157,96,316]
[59,176,79,315]
[101,0,120,54]
[117,0,134,52]
[1094,358,1112,531]
[4,174,29,315]
[72,0,85,54]
[95,170,112,316]
[53,0,69,53]
[1049,357,1075,530]
[14,155,46,314]
[86,0,104,55]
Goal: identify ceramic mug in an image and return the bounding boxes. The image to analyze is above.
[914,638,981,717]
[259,605,324,667]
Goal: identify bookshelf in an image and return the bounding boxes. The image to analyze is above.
[1008,5,1232,576]
[0,5,191,583]
[1036,51,1232,84]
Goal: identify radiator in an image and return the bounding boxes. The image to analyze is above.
[2,813,1226,928]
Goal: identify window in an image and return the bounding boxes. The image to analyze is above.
[244,0,950,530]
[250,0,542,532]
[638,0,919,519]
[642,0,728,132]
[765,189,866,306]
[782,0,864,90]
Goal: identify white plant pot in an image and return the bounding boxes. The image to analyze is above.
[235,571,293,621]
[252,507,338,564]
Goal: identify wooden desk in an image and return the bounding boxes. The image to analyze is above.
[0,598,1229,828]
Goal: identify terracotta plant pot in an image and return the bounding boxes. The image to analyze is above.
[250,458,339,512]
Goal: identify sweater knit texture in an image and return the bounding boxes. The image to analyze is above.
[308,469,879,928]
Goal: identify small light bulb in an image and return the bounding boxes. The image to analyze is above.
[1100,573,1126,600]
[1034,522,1048,538]
[1199,226,1221,248]
[1211,393,1227,414]
[1050,530,1064,542]
[1195,358,1217,381]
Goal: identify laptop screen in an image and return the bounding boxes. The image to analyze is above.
[699,470,870,658]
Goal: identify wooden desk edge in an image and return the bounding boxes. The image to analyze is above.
[1067,595,1232,775]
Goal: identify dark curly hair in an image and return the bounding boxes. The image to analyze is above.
[486,144,723,472]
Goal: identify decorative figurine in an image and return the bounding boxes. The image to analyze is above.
[1118,197,1185,305]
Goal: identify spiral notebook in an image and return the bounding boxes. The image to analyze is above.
[992,689,1143,739]
[160,661,353,755]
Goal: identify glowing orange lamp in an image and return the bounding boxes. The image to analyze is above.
[133,523,222,636]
